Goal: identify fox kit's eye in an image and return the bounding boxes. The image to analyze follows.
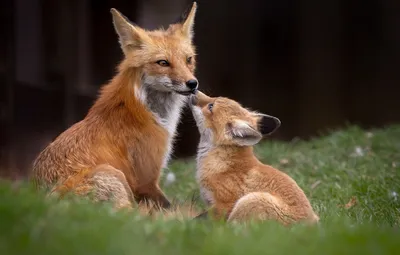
[156,60,170,67]
[187,56,193,64]
[208,103,214,112]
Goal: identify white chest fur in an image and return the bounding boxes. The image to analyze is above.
[135,85,187,169]
[196,130,215,205]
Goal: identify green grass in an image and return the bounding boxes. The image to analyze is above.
[1,125,400,255]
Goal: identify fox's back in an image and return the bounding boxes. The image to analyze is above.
[32,105,168,188]
[248,164,314,210]
[214,162,316,221]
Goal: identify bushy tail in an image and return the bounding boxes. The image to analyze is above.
[227,192,318,226]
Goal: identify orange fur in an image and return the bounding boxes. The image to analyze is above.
[48,164,135,210]
[32,3,199,210]
[190,91,319,225]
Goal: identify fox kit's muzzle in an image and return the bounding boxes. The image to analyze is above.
[190,91,212,107]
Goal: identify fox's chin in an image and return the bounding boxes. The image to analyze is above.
[143,76,196,96]
[152,84,195,96]
[175,90,196,96]
[143,75,193,95]
[150,85,193,96]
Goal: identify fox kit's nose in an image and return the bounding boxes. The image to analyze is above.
[190,94,198,106]
[186,79,198,92]
[191,91,212,107]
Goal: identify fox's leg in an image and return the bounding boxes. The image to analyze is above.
[227,192,294,225]
[88,165,136,210]
[49,164,136,210]
[135,183,171,209]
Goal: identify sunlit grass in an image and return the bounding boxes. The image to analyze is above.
[1,125,399,254]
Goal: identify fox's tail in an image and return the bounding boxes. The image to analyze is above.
[227,192,319,225]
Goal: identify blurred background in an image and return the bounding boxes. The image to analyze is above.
[1,0,400,179]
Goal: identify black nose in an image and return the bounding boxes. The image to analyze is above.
[186,79,198,90]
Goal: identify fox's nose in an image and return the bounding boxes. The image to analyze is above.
[186,79,198,91]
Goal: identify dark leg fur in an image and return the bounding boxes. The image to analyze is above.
[135,184,171,209]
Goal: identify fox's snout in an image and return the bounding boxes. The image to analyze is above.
[190,91,212,107]
[178,79,198,95]
[186,79,198,93]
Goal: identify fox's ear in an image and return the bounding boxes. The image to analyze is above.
[110,8,151,53]
[227,120,263,147]
[253,113,281,136]
[178,2,197,41]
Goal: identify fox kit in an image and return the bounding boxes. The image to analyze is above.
[32,3,199,210]
[190,91,319,225]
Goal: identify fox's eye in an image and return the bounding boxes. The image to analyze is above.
[156,60,170,67]
[208,103,214,112]
[187,56,193,64]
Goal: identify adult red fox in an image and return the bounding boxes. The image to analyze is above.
[32,3,199,210]
[190,91,319,225]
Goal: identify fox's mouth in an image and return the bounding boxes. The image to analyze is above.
[175,89,197,96]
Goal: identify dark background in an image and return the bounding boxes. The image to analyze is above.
[1,0,400,179]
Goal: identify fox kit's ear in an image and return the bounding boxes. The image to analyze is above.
[227,120,263,147]
[179,2,197,41]
[254,113,281,136]
[110,8,151,53]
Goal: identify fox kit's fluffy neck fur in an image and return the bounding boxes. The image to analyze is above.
[196,137,259,206]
